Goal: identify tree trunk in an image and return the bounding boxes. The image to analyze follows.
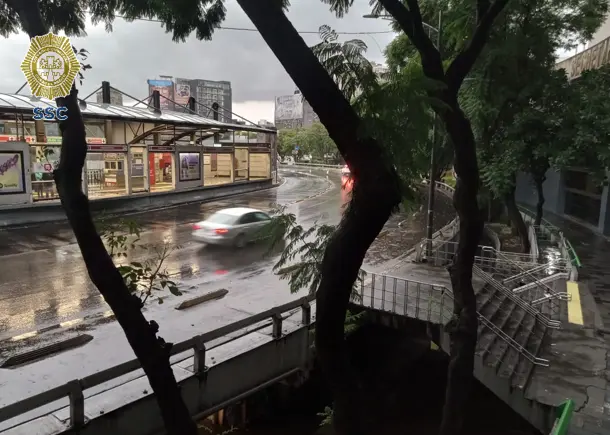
[504,176,530,253]
[439,105,483,435]
[533,175,546,226]
[236,2,401,434]
[10,2,197,434]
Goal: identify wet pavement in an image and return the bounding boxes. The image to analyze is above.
[0,168,343,342]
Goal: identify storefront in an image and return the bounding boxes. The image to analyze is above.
[148,145,175,193]
[0,92,277,211]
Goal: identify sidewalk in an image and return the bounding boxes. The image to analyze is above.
[527,209,610,327]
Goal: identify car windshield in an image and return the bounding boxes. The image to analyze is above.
[205,212,238,225]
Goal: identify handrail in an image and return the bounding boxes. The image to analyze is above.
[482,246,566,301]
[0,295,315,427]
[563,238,582,268]
[549,399,574,435]
[473,266,560,329]
[365,272,549,366]
[502,262,567,284]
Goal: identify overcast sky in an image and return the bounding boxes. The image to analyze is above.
[0,0,397,123]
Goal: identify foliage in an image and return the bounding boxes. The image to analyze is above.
[96,216,182,304]
[263,205,366,297]
[561,64,610,180]
[311,25,380,101]
[277,122,338,161]
[72,46,91,85]
[318,405,334,426]
[311,25,438,201]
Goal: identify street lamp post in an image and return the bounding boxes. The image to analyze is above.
[363,11,442,255]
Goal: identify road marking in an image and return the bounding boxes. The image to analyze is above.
[567,281,584,325]
[431,341,439,350]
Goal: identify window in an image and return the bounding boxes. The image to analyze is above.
[84,122,105,139]
[203,152,233,186]
[30,145,60,201]
[86,152,128,199]
[238,213,257,224]
[149,152,175,193]
[234,147,248,181]
[253,212,270,221]
[249,153,270,180]
[206,212,238,225]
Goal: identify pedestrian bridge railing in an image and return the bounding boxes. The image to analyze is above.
[359,272,549,367]
[0,296,315,432]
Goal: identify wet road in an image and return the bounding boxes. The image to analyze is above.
[0,168,348,341]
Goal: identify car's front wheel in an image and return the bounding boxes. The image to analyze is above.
[234,234,246,249]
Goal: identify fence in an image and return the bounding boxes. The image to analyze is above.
[0,296,315,432]
[359,272,549,367]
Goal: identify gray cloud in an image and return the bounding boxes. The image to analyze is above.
[0,0,396,105]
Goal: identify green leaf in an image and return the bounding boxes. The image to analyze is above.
[168,286,182,296]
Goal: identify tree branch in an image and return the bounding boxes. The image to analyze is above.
[445,0,511,94]
[377,0,444,80]
[7,1,198,433]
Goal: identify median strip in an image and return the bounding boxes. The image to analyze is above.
[174,289,229,311]
[1,334,93,368]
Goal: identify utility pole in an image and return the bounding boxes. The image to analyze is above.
[425,11,442,256]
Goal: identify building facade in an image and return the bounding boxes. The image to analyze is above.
[516,29,610,236]
[189,79,232,123]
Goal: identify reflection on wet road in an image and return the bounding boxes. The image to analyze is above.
[0,168,348,340]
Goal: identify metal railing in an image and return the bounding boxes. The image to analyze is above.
[279,162,343,169]
[359,272,549,367]
[473,265,561,329]
[0,296,315,431]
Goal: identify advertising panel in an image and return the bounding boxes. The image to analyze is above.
[0,151,26,194]
[179,152,201,181]
[274,94,304,122]
[147,79,174,111]
[174,78,191,107]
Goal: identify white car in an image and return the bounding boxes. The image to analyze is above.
[341,165,351,176]
[192,207,272,248]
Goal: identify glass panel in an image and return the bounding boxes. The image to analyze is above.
[149,152,174,193]
[203,153,233,186]
[234,147,248,181]
[84,123,105,139]
[3,121,36,137]
[249,153,270,180]
[130,146,147,193]
[86,152,128,199]
[565,170,603,196]
[30,145,60,202]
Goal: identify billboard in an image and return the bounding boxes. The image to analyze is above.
[274,94,303,122]
[147,79,174,111]
[174,77,191,107]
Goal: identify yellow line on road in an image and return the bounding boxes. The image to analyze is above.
[567,281,584,325]
[431,341,439,350]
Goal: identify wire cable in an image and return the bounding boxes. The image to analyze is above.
[103,13,395,35]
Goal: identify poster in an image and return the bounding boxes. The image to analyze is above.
[147,79,174,111]
[0,151,26,194]
[174,78,191,107]
[179,152,201,181]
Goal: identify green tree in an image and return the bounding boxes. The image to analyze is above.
[2,1,200,433]
[456,0,605,250]
[277,122,338,161]
[5,1,406,434]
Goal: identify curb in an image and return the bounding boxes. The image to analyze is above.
[1,334,93,368]
[174,289,229,311]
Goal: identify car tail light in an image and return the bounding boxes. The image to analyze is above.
[192,223,203,230]
[215,228,229,235]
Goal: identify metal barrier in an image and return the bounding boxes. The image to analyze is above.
[473,265,561,329]
[0,296,314,431]
[279,162,343,169]
[359,272,549,367]
[549,399,575,435]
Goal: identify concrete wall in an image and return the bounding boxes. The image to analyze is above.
[0,178,274,228]
[43,328,311,435]
[515,169,565,215]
